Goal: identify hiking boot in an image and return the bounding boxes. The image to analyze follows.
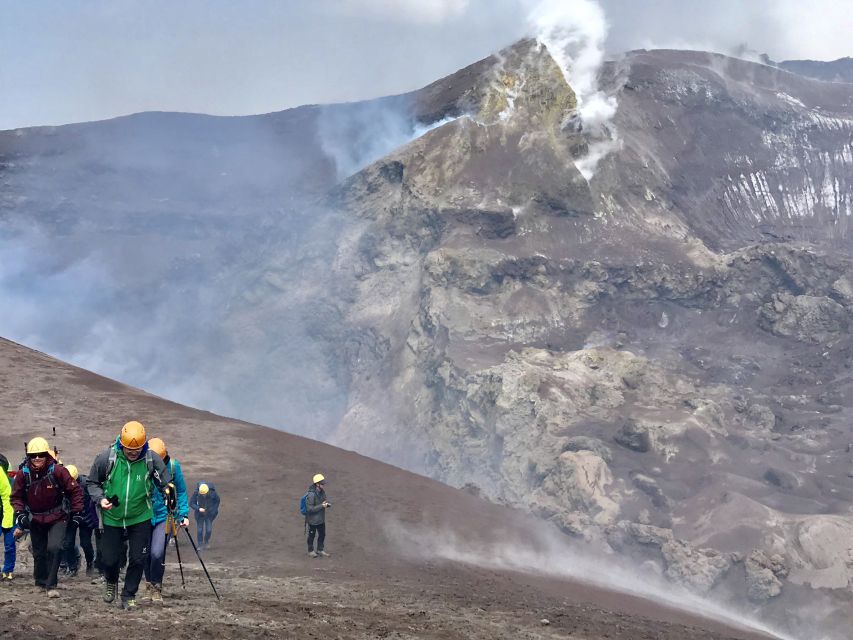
[318,550,330,557]
[85,564,94,577]
[308,550,318,558]
[1,572,12,581]
[103,582,118,603]
[46,589,60,599]
[140,582,153,601]
[91,573,104,585]
[151,584,163,603]
[121,597,139,610]
[66,567,78,578]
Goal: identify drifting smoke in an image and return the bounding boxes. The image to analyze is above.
[384,519,815,640]
[527,0,619,179]
[318,100,457,180]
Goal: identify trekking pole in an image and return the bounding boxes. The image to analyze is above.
[168,513,186,589]
[182,527,221,600]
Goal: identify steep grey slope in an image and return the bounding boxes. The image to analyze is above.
[319,44,853,628]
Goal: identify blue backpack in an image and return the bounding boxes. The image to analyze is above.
[299,492,309,516]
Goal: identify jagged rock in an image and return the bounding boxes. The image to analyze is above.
[758,293,848,343]
[745,550,788,602]
[631,473,670,508]
[614,420,652,453]
[563,436,613,462]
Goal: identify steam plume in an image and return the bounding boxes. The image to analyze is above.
[527,0,619,178]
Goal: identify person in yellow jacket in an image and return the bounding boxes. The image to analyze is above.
[1,453,16,580]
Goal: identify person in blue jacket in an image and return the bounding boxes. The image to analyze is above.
[190,481,220,550]
[142,438,188,602]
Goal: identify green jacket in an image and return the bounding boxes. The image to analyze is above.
[87,439,170,528]
[0,471,12,530]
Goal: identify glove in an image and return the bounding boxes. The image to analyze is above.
[71,513,85,527]
[180,517,190,528]
[14,512,30,531]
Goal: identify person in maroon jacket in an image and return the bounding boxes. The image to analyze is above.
[11,436,83,598]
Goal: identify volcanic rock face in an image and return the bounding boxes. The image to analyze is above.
[321,43,853,627]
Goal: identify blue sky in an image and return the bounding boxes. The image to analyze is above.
[1,0,850,130]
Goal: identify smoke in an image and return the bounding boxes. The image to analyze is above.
[526,0,619,179]
[318,101,459,180]
[384,519,813,640]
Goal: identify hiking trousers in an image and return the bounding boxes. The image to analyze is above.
[2,527,16,574]
[145,519,170,585]
[30,519,67,588]
[101,521,152,598]
[63,521,95,570]
[196,515,213,546]
[307,523,326,552]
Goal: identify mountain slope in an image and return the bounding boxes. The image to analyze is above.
[0,336,777,640]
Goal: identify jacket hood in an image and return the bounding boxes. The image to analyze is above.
[113,436,150,457]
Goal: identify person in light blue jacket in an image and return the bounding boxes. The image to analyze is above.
[142,437,188,602]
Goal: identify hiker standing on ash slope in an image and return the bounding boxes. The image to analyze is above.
[10,437,83,597]
[87,421,170,610]
[61,465,100,577]
[304,473,331,558]
[142,437,189,603]
[1,453,16,580]
[190,482,219,550]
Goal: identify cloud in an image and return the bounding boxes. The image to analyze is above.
[336,0,471,23]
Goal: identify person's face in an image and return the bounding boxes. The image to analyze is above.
[124,446,143,461]
[28,452,49,470]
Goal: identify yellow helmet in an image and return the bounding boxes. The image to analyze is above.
[199,483,209,495]
[312,473,326,484]
[120,421,147,449]
[26,437,51,455]
[65,465,79,480]
[148,437,167,459]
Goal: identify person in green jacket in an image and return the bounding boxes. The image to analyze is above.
[0,453,15,580]
[87,421,170,610]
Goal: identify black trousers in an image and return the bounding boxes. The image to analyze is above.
[63,521,95,570]
[307,523,325,552]
[101,521,152,598]
[30,519,67,588]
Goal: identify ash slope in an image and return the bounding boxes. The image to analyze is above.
[0,336,774,640]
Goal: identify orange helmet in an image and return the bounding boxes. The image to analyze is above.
[148,437,167,459]
[120,421,147,449]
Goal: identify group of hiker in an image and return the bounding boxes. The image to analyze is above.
[0,421,223,609]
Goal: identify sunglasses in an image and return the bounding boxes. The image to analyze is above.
[28,452,49,459]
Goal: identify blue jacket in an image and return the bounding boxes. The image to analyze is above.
[190,482,220,519]
[151,458,189,524]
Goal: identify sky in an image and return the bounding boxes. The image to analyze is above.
[1,0,852,130]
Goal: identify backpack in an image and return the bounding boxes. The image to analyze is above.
[19,461,68,515]
[105,447,157,482]
[299,492,310,516]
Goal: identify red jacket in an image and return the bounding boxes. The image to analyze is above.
[11,461,83,526]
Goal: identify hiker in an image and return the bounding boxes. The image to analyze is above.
[305,473,330,558]
[10,437,84,597]
[143,437,189,602]
[1,453,15,580]
[87,421,170,610]
[189,482,219,550]
[61,465,99,577]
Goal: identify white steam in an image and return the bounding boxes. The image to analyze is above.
[384,520,808,640]
[318,102,458,181]
[527,0,619,179]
